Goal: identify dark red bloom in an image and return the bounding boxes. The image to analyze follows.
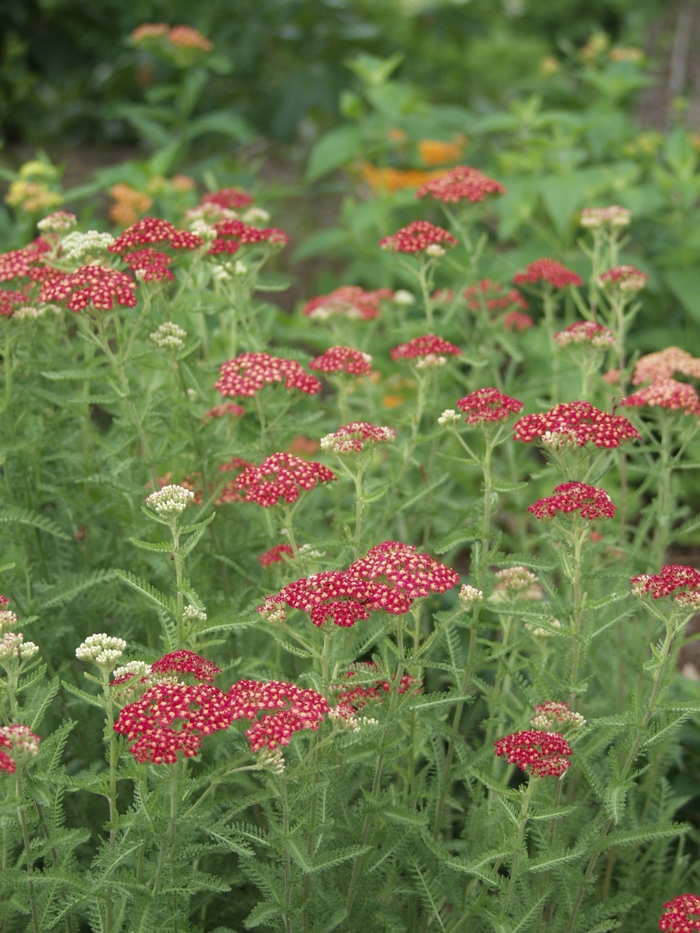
[302,286,393,321]
[259,544,295,567]
[0,238,51,283]
[215,352,321,398]
[456,388,523,424]
[379,221,457,254]
[203,402,245,419]
[309,346,372,376]
[494,729,573,778]
[150,650,221,683]
[109,217,202,253]
[200,188,253,210]
[334,664,420,708]
[350,540,459,601]
[208,219,288,255]
[121,248,174,282]
[631,565,700,606]
[503,310,534,331]
[390,335,462,361]
[513,259,583,289]
[416,165,505,203]
[659,894,700,932]
[513,401,640,448]
[0,289,31,317]
[528,482,616,521]
[228,679,329,752]
[235,453,336,507]
[39,265,137,313]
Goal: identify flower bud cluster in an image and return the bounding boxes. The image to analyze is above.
[580,205,631,228]
[75,633,126,669]
[61,231,115,262]
[0,609,19,633]
[459,584,483,606]
[530,701,585,730]
[321,422,395,454]
[438,409,461,426]
[183,605,207,624]
[0,633,39,660]
[597,265,647,292]
[146,484,194,519]
[553,321,615,349]
[150,321,187,351]
[38,211,77,233]
[490,566,543,602]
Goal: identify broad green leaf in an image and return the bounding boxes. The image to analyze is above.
[306,125,362,183]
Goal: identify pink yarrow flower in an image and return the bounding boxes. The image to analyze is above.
[379,221,457,254]
[320,422,395,454]
[456,388,523,425]
[309,346,372,376]
[620,378,700,415]
[203,402,245,419]
[235,453,336,507]
[415,165,505,203]
[633,347,700,385]
[553,321,615,348]
[208,219,288,255]
[302,285,393,321]
[109,217,203,253]
[597,264,647,292]
[0,238,51,283]
[503,310,534,331]
[513,401,640,448]
[528,482,616,521]
[531,701,585,730]
[658,894,700,933]
[40,265,137,313]
[228,679,329,752]
[513,259,583,289]
[0,289,32,318]
[390,335,462,362]
[494,729,573,778]
[215,352,321,398]
[631,565,700,608]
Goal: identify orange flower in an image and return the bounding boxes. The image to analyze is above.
[387,128,408,143]
[382,395,404,408]
[360,163,447,194]
[168,26,213,51]
[418,136,466,167]
[109,184,153,227]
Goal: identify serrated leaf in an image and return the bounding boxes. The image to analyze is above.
[490,480,528,493]
[129,538,172,553]
[433,530,478,554]
[0,506,70,540]
[113,569,175,613]
[62,682,106,711]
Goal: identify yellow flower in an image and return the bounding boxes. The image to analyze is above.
[18,160,57,180]
[5,180,62,212]
[418,137,466,166]
[538,56,561,76]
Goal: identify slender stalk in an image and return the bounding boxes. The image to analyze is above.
[503,776,538,915]
[16,770,39,933]
[568,521,585,710]
[280,778,293,933]
[153,763,180,896]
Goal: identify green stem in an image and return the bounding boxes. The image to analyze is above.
[153,763,180,896]
[503,776,538,915]
[568,522,585,709]
[16,770,39,933]
[172,526,184,647]
[280,778,293,933]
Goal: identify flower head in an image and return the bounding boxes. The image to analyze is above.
[61,231,115,262]
[75,634,126,670]
[208,219,288,255]
[39,265,137,313]
[228,679,329,752]
[302,286,393,321]
[215,352,321,398]
[513,401,640,448]
[109,217,203,253]
[0,239,51,283]
[0,632,39,661]
[379,221,457,254]
[416,165,505,203]
[200,188,253,210]
[456,388,523,425]
[203,401,245,420]
[459,584,483,606]
[580,206,631,229]
[37,211,77,233]
[333,664,420,708]
[0,725,40,772]
[235,453,336,508]
[350,540,459,602]
[631,565,700,608]
[150,650,221,683]
[658,894,700,933]
[150,321,187,350]
[597,264,647,292]
[168,26,213,51]
[320,422,396,454]
[390,335,462,363]
[620,379,700,415]
[490,567,543,602]
[513,259,583,289]
[114,683,234,764]
[309,346,372,376]
[528,482,616,521]
[464,279,529,313]
[531,702,585,731]
[494,729,573,778]
[632,347,700,385]
[146,484,194,519]
[503,310,535,331]
[553,321,615,348]
[259,544,295,567]
[122,248,174,282]
[0,289,31,318]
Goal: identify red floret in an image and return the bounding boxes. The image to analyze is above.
[513,259,583,289]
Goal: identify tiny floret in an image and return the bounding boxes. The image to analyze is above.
[658,893,700,933]
[146,484,194,519]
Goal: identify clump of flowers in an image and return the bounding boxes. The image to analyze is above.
[150,650,221,683]
[658,894,700,933]
[146,484,194,519]
[379,221,457,255]
[464,279,529,313]
[455,388,524,425]
[0,632,39,662]
[632,347,700,385]
[553,321,615,348]
[204,401,245,420]
[513,401,640,448]
[504,310,535,330]
[0,598,18,633]
[75,634,127,671]
[309,346,372,376]
[459,584,484,606]
[0,725,40,773]
[390,335,462,368]
[121,248,174,283]
[259,544,295,567]
[114,683,234,764]
[208,219,288,256]
[580,206,631,228]
[37,211,77,234]
[320,422,396,454]
[631,565,700,608]
[333,664,420,708]
[150,321,187,350]
[302,285,393,321]
[415,165,505,203]
[494,730,573,778]
[513,259,583,289]
[597,265,647,292]
[200,188,254,211]
[40,265,136,313]
[109,217,202,253]
[235,453,336,508]
[109,184,153,226]
[61,231,116,262]
[215,352,321,398]
[528,482,616,521]
[228,680,329,752]
[530,702,585,730]
[620,379,700,415]
[490,566,543,602]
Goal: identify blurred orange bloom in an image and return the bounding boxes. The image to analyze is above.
[609,47,643,63]
[168,26,213,51]
[418,136,466,166]
[131,23,169,43]
[109,184,153,227]
[387,128,408,143]
[288,436,320,456]
[360,163,446,193]
[171,175,196,192]
[382,395,404,408]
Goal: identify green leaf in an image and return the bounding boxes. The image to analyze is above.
[293,229,349,262]
[245,901,283,928]
[129,538,172,553]
[490,480,528,494]
[62,682,106,711]
[664,267,700,324]
[254,276,291,293]
[113,569,175,613]
[433,530,479,554]
[0,506,70,540]
[37,570,116,610]
[183,110,254,143]
[306,125,362,183]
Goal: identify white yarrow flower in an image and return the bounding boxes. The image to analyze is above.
[61,231,115,261]
[438,409,461,426]
[146,484,194,519]
[76,634,127,668]
[150,321,187,351]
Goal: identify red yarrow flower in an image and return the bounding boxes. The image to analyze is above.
[416,165,505,203]
[200,188,253,210]
[464,279,529,313]
[208,219,288,255]
[203,402,245,419]
[259,544,295,567]
[0,725,41,773]
[0,289,32,318]
[215,352,321,398]
[620,379,700,415]
[109,217,203,253]
[235,453,336,508]
[513,401,640,448]
[503,310,534,331]
[659,894,700,933]
[597,264,647,292]
[114,682,234,764]
[553,321,615,348]
[513,259,583,289]
[302,285,393,321]
[309,346,372,376]
[334,664,420,708]
[40,265,137,313]
[150,650,221,683]
[0,238,51,284]
[390,335,462,361]
[228,679,329,752]
[321,422,395,454]
[631,565,700,607]
[121,248,174,282]
[379,221,457,254]
[494,729,573,778]
[528,482,616,521]
[456,388,523,425]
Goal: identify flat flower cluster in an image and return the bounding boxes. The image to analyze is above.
[235,453,336,507]
[455,388,523,425]
[302,285,393,320]
[379,221,457,254]
[228,680,329,752]
[529,482,616,521]
[309,346,372,376]
[390,335,462,363]
[620,379,700,415]
[494,729,573,778]
[215,352,322,398]
[513,401,640,448]
[416,165,506,203]
[631,565,700,608]
[320,422,395,454]
[513,259,583,289]
[553,321,615,348]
